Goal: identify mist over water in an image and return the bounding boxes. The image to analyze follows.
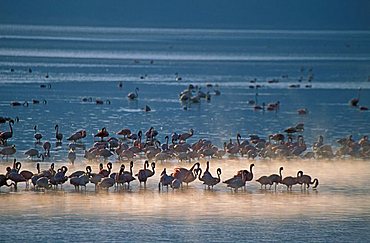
[1,24,370,241]
[1,159,370,242]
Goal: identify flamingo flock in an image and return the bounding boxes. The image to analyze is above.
[0,159,319,193]
[1,116,370,163]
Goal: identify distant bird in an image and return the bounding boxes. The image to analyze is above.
[349,88,361,107]
[297,108,308,115]
[40,83,51,89]
[10,101,28,107]
[178,128,194,142]
[94,127,109,141]
[95,99,110,105]
[34,125,43,143]
[0,119,14,145]
[143,105,151,112]
[43,141,51,157]
[55,124,63,143]
[32,99,47,104]
[359,106,369,111]
[127,87,139,100]
[68,148,76,164]
[67,130,86,143]
[117,128,131,139]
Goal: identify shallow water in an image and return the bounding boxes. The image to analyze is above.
[1,159,370,242]
[1,25,370,241]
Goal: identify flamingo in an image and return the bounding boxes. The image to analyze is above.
[127,87,139,100]
[99,162,113,177]
[198,167,221,189]
[33,163,53,181]
[119,161,136,189]
[55,124,63,143]
[158,168,174,191]
[69,166,91,178]
[161,135,169,151]
[34,125,43,143]
[0,174,13,188]
[214,142,227,159]
[227,138,240,156]
[94,127,109,141]
[98,177,115,190]
[67,129,86,143]
[235,163,255,186]
[256,176,273,189]
[172,162,200,187]
[268,166,284,190]
[0,119,14,145]
[171,178,182,189]
[43,141,51,157]
[0,145,16,160]
[68,148,76,164]
[223,170,248,192]
[25,148,44,161]
[117,128,131,139]
[237,133,249,147]
[297,171,319,189]
[112,164,126,188]
[281,176,298,190]
[90,173,103,190]
[200,161,213,181]
[36,177,52,190]
[52,166,68,188]
[6,167,26,191]
[15,162,34,188]
[70,174,90,191]
[135,160,155,187]
[178,129,194,142]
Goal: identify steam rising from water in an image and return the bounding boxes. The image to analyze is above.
[1,159,369,220]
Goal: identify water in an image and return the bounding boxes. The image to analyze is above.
[1,24,370,242]
[1,160,370,242]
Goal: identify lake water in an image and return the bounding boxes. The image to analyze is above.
[0,24,370,242]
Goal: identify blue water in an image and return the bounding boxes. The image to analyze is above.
[1,24,370,242]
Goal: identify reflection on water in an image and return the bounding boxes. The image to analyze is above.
[1,159,370,241]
